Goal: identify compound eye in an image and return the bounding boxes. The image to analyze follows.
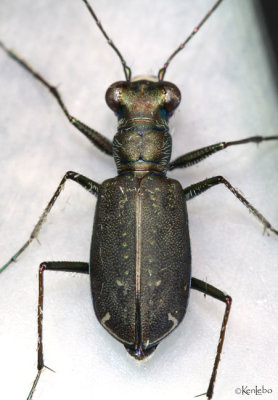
[162,82,181,113]
[105,81,125,112]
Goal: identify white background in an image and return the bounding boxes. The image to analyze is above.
[0,1,278,399]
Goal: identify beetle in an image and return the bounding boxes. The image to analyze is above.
[0,0,278,399]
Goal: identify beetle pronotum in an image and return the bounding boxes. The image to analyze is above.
[0,1,277,399]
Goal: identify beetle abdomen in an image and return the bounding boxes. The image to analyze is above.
[90,172,191,352]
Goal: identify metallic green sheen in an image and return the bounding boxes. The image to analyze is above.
[89,79,189,359]
[106,80,181,173]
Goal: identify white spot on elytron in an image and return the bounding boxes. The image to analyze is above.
[168,313,178,330]
[120,186,124,194]
[155,312,179,343]
[116,280,124,286]
[101,312,111,326]
[156,280,162,286]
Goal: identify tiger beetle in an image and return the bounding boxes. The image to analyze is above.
[0,0,278,399]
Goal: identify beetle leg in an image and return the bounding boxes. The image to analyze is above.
[0,41,113,156]
[169,135,278,170]
[27,261,89,400]
[191,277,232,400]
[183,176,278,235]
[0,171,99,273]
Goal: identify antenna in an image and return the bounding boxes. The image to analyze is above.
[158,0,224,81]
[81,0,132,81]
